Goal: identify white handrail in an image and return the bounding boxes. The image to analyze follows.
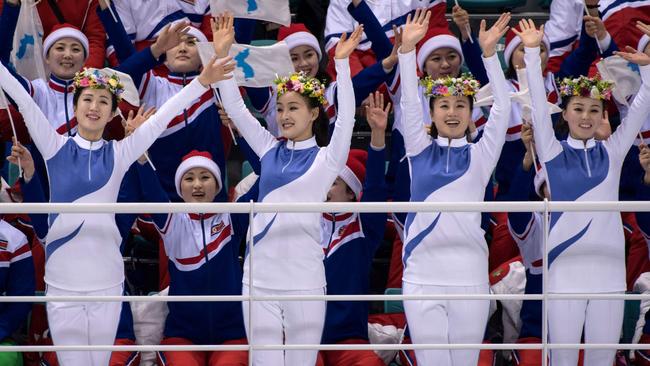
[0,201,648,214]
[1,343,650,352]
[4,293,650,302]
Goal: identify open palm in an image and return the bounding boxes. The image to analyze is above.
[211,13,235,58]
[479,12,511,57]
[512,19,544,48]
[401,8,431,52]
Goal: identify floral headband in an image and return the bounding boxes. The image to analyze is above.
[274,72,328,107]
[558,75,614,101]
[73,68,125,100]
[421,73,481,99]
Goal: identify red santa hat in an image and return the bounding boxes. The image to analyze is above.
[339,149,368,199]
[639,34,650,53]
[43,23,90,60]
[175,150,222,198]
[504,25,550,68]
[416,27,463,72]
[278,23,322,60]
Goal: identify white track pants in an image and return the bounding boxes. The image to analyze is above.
[403,282,490,366]
[46,284,123,366]
[242,285,326,366]
[548,296,624,366]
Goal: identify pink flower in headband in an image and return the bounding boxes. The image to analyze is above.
[558,75,614,101]
[73,68,125,101]
[421,73,480,99]
[274,71,328,107]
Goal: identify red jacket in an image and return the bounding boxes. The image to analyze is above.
[36,0,106,68]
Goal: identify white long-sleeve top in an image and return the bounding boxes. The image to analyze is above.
[0,63,208,291]
[525,46,650,293]
[216,58,355,290]
[398,49,511,286]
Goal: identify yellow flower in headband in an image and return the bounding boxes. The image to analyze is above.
[558,75,613,101]
[73,68,125,101]
[274,71,328,107]
[421,73,480,99]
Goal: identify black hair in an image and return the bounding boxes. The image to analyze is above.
[428,95,474,140]
[555,95,606,136]
[72,87,119,112]
[300,94,330,147]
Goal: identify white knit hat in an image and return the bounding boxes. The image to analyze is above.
[43,23,89,60]
[416,28,463,72]
[639,34,650,53]
[278,23,323,60]
[183,25,208,43]
[175,150,222,198]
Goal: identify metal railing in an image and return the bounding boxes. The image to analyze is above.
[1,200,649,366]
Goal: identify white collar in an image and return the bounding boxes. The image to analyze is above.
[566,135,595,149]
[435,135,469,147]
[287,136,317,150]
[73,134,105,150]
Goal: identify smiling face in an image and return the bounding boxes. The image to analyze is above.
[424,47,462,79]
[290,45,320,78]
[430,95,472,139]
[46,38,85,79]
[73,88,115,139]
[180,168,219,203]
[276,91,319,142]
[562,96,604,141]
[165,38,202,74]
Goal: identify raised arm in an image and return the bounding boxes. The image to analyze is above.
[348,0,393,60]
[0,63,65,159]
[607,40,650,161]
[323,27,362,173]
[116,57,234,167]
[212,13,277,157]
[398,9,432,157]
[475,13,513,168]
[519,20,563,163]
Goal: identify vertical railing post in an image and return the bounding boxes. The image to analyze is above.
[248,200,255,365]
[542,198,550,366]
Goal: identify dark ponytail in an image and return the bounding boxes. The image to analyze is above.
[301,95,330,146]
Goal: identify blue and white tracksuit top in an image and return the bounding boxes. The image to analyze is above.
[398,49,511,287]
[98,6,226,201]
[136,163,256,345]
[526,46,650,293]
[0,62,209,291]
[0,219,34,341]
[321,145,387,344]
[217,58,355,291]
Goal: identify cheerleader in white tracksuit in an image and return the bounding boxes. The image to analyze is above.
[521,18,650,366]
[213,14,359,366]
[0,59,233,366]
[397,10,511,366]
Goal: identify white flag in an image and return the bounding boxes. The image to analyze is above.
[597,55,641,106]
[197,42,294,88]
[10,0,47,81]
[103,69,140,107]
[210,0,290,27]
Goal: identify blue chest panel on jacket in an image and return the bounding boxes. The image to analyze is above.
[47,139,115,225]
[258,143,319,201]
[546,141,609,229]
[405,142,470,233]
